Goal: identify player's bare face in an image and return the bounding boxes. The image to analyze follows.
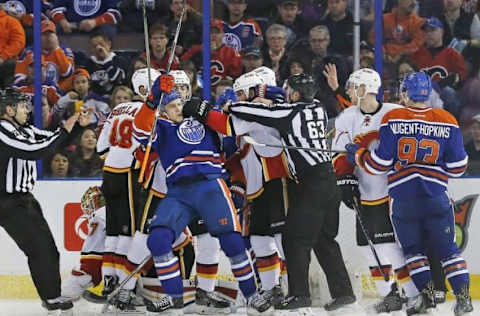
[235,90,247,101]
[165,99,184,123]
[175,84,190,101]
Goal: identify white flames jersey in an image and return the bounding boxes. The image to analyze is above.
[332,103,402,203]
[150,161,168,196]
[97,101,143,171]
[82,206,106,255]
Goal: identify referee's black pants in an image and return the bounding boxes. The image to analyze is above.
[283,164,355,299]
[0,193,61,301]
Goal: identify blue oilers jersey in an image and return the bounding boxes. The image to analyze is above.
[358,106,468,199]
[133,105,227,186]
[223,19,262,52]
[51,0,121,23]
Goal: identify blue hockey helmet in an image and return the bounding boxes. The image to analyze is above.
[401,71,432,102]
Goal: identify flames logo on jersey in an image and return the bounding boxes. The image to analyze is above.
[177,118,205,145]
[362,115,372,127]
[453,194,477,251]
[421,65,448,81]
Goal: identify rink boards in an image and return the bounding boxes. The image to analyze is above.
[0,178,479,300]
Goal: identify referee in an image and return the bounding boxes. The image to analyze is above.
[0,88,79,313]
[183,74,356,312]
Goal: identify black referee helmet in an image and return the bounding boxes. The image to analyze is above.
[286,73,317,102]
[0,87,30,115]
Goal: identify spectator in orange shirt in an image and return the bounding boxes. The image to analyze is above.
[14,19,74,92]
[140,22,180,72]
[369,0,425,63]
[0,7,25,87]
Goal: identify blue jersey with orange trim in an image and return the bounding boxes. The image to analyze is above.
[133,104,227,186]
[223,19,262,52]
[358,106,468,199]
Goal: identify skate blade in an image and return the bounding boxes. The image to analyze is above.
[102,308,146,315]
[275,307,321,316]
[246,305,275,316]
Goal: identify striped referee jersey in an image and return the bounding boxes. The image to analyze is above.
[0,118,67,194]
[229,101,331,177]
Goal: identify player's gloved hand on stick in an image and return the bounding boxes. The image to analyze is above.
[345,143,360,165]
[146,74,175,109]
[336,174,360,210]
[182,97,213,123]
[229,181,246,210]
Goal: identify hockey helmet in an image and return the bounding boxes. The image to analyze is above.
[252,66,277,86]
[233,72,265,100]
[80,186,106,216]
[0,87,31,115]
[400,71,432,102]
[131,68,161,100]
[346,68,382,95]
[170,70,192,101]
[286,73,317,102]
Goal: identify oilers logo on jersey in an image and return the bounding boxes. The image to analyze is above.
[177,119,205,145]
[74,0,101,17]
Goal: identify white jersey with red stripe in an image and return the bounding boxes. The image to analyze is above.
[332,102,402,203]
[97,101,142,171]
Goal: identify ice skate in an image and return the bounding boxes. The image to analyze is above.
[406,283,436,315]
[194,287,230,314]
[42,296,73,316]
[144,296,183,315]
[114,289,144,314]
[373,284,403,313]
[246,291,274,315]
[454,286,474,316]
[435,290,446,304]
[263,285,284,306]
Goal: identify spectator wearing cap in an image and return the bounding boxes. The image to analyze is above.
[271,0,313,48]
[0,6,25,87]
[369,0,425,63]
[140,22,180,72]
[262,23,289,82]
[242,46,264,73]
[464,114,480,175]
[52,68,110,129]
[223,0,263,52]
[77,30,129,100]
[181,19,242,88]
[15,19,74,92]
[158,0,203,56]
[50,0,121,38]
[319,0,354,57]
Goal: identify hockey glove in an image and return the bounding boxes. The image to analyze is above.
[345,143,360,165]
[255,84,286,103]
[215,88,237,106]
[147,74,175,109]
[336,174,360,210]
[229,181,247,211]
[182,97,213,123]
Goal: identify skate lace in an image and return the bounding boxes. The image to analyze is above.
[155,296,172,309]
[248,292,267,307]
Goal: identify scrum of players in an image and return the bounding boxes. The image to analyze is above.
[60,65,474,316]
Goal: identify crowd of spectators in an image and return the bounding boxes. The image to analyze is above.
[0,0,479,177]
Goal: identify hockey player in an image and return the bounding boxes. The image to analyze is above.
[347,72,473,316]
[170,70,192,102]
[133,77,273,315]
[332,68,419,313]
[183,73,356,314]
[62,186,106,301]
[96,67,160,311]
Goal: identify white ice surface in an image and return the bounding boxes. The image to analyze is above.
[0,299,478,316]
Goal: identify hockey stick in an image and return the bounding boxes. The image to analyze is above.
[101,254,152,313]
[243,135,346,154]
[138,1,186,183]
[351,196,390,282]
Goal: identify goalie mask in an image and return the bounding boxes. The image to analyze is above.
[170,70,192,101]
[233,72,264,101]
[131,68,161,100]
[81,186,106,216]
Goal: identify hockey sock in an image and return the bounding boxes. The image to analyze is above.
[395,265,419,297]
[123,232,150,290]
[147,227,183,298]
[102,236,118,278]
[360,245,394,297]
[195,233,220,292]
[406,254,432,291]
[115,235,133,283]
[251,235,280,291]
[442,255,469,295]
[244,237,261,287]
[219,232,256,298]
[274,233,285,260]
[382,242,419,298]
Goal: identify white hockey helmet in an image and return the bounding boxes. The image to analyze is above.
[252,66,276,86]
[233,72,265,99]
[346,68,382,95]
[170,70,192,101]
[131,68,161,100]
